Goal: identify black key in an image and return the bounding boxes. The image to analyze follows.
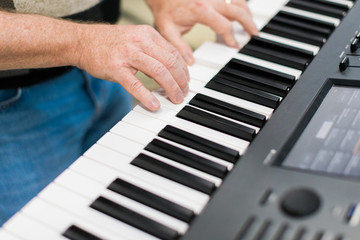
[190,93,266,127]
[131,153,216,194]
[226,58,295,84]
[218,67,290,97]
[145,138,228,178]
[63,225,102,240]
[108,178,195,223]
[207,77,281,108]
[287,0,348,19]
[159,125,240,163]
[177,105,256,141]
[262,21,327,46]
[91,196,180,240]
[274,11,335,35]
[240,36,314,70]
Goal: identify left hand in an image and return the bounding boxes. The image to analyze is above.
[145,0,258,65]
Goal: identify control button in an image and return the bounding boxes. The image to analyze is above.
[339,56,350,72]
[351,38,359,53]
[280,188,321,218]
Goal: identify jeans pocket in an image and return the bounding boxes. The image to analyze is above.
[0,88,22,111]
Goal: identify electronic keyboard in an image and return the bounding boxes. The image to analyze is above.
[1,0,360,239]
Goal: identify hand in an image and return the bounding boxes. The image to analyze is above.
[76,24,189,111]
[145,0,258,65]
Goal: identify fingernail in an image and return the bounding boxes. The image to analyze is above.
[175,91,184,103]
[183,86,189,96]
[184,54,194,66]
[151,98,160,110]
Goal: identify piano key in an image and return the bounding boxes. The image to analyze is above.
[258,32,320,54]
[97,130,224,186]
[75,154,209,211]
[193,41,238,68]
[108,178,195,223]
[154,82,273,119]
[152,136,234,171]
[39,183,159,240]
[63,225,102,240]
[3,213,68,240]
[145,138,228,178]
[216,67,291,97]
[190,81,274,117]
[325,0,353,8]
[0,230,23,240]
[130,106,250,152]
[226,58,296,85]
[142,150,223,187]
[110,121,156,145]
[188,63,221,83]
[262,21,327,46]
[91,196,180,240]
[282,6,340,26]
[189,94,266,128]
[234,53,302,79]
[286,0,348,18]
[56,170,190,235]
[206,78,281,108]
[98,186,189,234]
[177,105,257,141]
[158,125,239,163]
[131,153,216,195]
[21,198,123,240]
[97,132,143,158]
[240,36,313,70]
[273,11,334,36]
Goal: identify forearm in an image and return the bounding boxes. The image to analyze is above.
[0,11,81,70]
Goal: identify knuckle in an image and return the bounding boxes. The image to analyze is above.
[129,80,144,93]
[152,62,167,77]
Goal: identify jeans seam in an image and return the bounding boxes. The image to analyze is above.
[0,88,22,111]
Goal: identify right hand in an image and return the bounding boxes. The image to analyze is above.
[75,24,190,111]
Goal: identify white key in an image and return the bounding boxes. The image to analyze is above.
[97,132,143,158]
[125,108,248,154]
[0,230,23,240]
[133,106,250,151]
[258,32,320,55]
[155,136,234,171]
[152,90,194,112]
[234,53,302,79]
[55,171,189,234]
[188,64,221,83]
[195,83,273,118]
[3,213,67,240]
[39,183,159,240]
[96,132,222,188]
[110,121,156,145]
[193,41,238,68]
[22,197,127,240]
[71,156,208,212]
[282,6,340,26]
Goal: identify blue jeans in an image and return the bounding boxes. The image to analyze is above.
[0,68,133,225]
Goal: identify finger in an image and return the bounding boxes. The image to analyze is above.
[131,51,187,104]
[117,69,161,111]
[198,9,238,48]
[230,0,252,17]
[148,29,191,82]
[224,4,258,35]
[159,22,195,66]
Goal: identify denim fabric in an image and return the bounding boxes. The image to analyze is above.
[0,68,133,225]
